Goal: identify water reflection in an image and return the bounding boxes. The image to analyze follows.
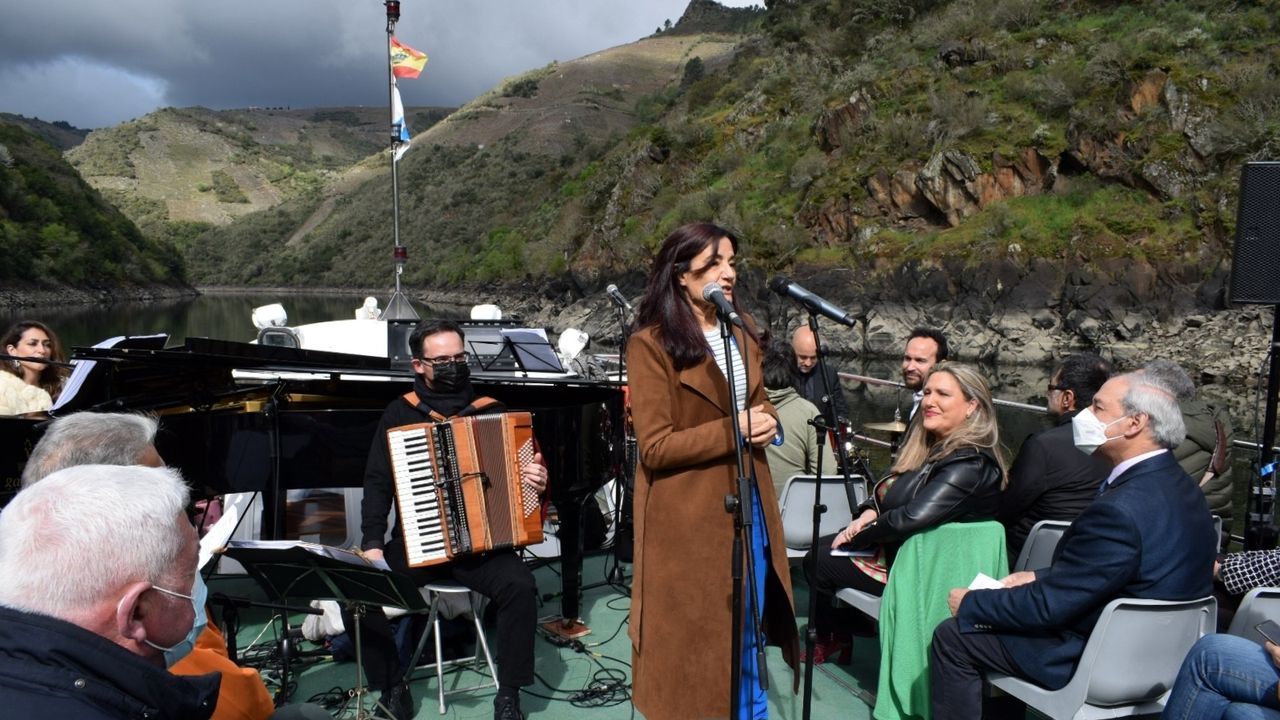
[0,292,467,351]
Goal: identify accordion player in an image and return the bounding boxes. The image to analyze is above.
[386,411,543,567]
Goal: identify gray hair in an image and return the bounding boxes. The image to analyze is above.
[0,464,190,618]
[21,412,159,488]
[1140,359,1196,402]
[1121,372,1186,449]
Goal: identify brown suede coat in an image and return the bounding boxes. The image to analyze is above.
[626,323,800,720]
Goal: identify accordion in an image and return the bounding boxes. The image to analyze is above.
[387,412,543,567]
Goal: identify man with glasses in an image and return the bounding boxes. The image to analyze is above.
[997,352,1112,561]
[356,319,548,720]
[0,464,220,719]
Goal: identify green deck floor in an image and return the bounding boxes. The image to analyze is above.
[211,553,883,719]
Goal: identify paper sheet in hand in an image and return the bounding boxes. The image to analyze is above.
[198,501,240,570]
[830,543,877,558]
[968,572,1005,590]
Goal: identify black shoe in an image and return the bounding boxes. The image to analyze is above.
[494,693,524,720]
[380,681,413,720]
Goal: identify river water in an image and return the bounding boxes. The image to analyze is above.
[2,290,1265,539]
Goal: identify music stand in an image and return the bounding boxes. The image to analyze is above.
[468,328,566,376]
[221,541,428,719]
[499,329,565,375]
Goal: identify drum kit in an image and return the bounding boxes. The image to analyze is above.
[835,411,911,484]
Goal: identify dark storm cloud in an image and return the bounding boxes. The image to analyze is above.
[0,0,759,128]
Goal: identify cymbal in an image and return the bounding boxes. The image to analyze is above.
[863,420,908,434]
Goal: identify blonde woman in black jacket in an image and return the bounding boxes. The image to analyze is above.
[802,362,1006,664]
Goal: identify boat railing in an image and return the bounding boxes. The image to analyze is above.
[837,371,1049,414]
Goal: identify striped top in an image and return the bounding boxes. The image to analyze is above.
[703,324,747,412]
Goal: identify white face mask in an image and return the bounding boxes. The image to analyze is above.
[1072,407,1129,455]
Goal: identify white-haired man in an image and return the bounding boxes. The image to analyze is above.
[929,371,1217,719]
[20,411,163,487]
[0,464,220,718]
[19,412,332,720]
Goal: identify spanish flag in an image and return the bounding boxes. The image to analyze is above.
[390,37,427,79]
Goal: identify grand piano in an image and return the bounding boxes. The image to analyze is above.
[0,328,628,625]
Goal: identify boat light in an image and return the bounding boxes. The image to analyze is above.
[251,303,288,330]
[558,328,589,361]
[471,304,503,320]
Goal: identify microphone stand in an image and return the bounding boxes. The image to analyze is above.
[718,313,769,720]
[208,592,323,703]
[609,301,633,585]
[799,310,861,720]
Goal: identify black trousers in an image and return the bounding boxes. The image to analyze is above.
[929,617,1026,720]
[346,542,537,691]
[803,533,886,635]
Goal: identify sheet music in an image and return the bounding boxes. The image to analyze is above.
[52,334,169,412]
[224,539,388,570]
[500,328,564,373]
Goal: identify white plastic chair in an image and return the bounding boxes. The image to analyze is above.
[836,585,883,620]
[779,474,863,560]
[1013,520,1072,573]
[1227,587,1280,645]
[986,596,1217,719]
[404,582,499,714]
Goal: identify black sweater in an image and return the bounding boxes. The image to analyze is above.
[360,389,505,553]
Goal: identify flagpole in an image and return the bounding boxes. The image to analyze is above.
[383,0,418,321]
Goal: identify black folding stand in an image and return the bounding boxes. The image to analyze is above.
[221,544,428,719]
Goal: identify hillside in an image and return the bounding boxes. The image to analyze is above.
[66,105,451,251]
[0,113,90,152]
[181,28,748,285]
[0,122,186,287]
[61,0,1278,345]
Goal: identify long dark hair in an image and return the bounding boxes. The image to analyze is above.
[2,320,68,399]
[635,222,758,369]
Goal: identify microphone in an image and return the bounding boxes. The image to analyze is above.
[701,282,743,328]
[807,415,831,432]
[768,276,856,327]
[605,283,633,312]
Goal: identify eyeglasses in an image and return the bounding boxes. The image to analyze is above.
[1046,383,1069,394]
[415,352,469,368]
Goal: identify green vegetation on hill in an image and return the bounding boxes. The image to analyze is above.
[565,0,1276,279]
[0,123,186,285]
[67,105,451,256]
[62,0,1280,292]
[0,113,91,152]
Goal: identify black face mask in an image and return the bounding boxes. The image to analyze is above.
[429,360,470,392]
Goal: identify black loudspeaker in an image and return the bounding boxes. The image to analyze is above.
[1230,161,1280,305]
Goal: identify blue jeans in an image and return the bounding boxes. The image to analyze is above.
[738,489,769,720]
[1164,634,1280,720]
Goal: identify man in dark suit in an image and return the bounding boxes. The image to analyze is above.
[929,371,1217,719]
[998,352,1112,561]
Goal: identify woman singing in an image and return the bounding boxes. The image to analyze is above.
[1,321,67,415]
[627,223,799,719]
[803,362,1005,663]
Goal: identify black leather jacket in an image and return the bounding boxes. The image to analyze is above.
[847,446,1003,550]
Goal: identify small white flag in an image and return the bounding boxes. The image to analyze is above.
[391,79,411,161]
